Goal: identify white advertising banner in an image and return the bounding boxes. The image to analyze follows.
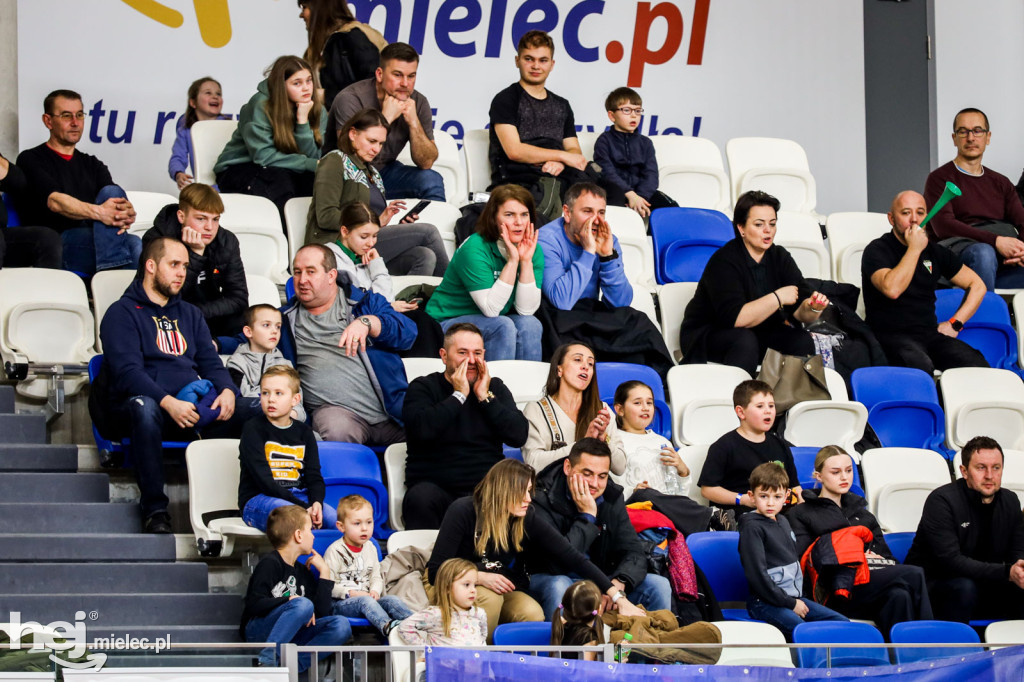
[17,0,866,212]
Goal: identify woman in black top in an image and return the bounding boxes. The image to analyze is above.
[427,459,644,639]
[679,190,830,375]
[787,446,932,638]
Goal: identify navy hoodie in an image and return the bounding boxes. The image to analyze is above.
[100,279,235,403]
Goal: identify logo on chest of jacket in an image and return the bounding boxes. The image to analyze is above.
[152,316,188,356]
[961,521,970,528]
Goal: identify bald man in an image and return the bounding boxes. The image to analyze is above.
[861,191,988,374]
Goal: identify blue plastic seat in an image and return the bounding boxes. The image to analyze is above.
[851,366,952,458]
[596,362,672,441]
[882,531,915,563]
[2,192,20,226]
[300,530,383,629]
[285,277,295,301]
[890,620,982,664]
[935,290,1019,372]
[323,477,390,540]
[503,446,523,461]
[792,621,888,668]
[686,532,753,621]
[319,442,382,481]
[493,621,553,655]
[649,207,733,284]
[791,445,865,496]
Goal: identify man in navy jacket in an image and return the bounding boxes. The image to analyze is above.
[96,237,251,533]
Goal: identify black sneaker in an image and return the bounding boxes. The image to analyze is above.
[143,512,172,534]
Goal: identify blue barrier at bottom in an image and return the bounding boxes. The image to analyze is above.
[426,645,1024,681]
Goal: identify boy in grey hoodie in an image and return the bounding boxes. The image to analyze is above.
[228,304,306,422]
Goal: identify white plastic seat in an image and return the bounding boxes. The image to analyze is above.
[657,282,698,364]
[283,196,312,265]
[940,368,1024,450]
[390,200,462,258]
[488,360,550,409]
[666,364,750,447]
[402,357,443,383]
[91,270,136,351]
[861,447,952,532]
[185,439,265,557]
[629,286,660,331]
[386,529,439,555]
[774,210,830,279]
[463,129,492,197]
[577,131,600,161]
[191,119,238,185]
[218,194,290,284]
[651,136,731,212]
[783,368,868,456]
[246,274,282,307]
[824,212,891,286]
[953,448,1024,502]
[985,619,1024,649]
[726,137,818,216]
[389,627,425,682]
[125,190,178,237]
[713,620,795,668]
[605,205,656,290]
[1014,293,1024,370]
[678,444,711,506]
[396,129,468,204]
[384,442,408,531]
[0,268,96,399]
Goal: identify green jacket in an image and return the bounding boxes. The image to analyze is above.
[213,79,327,175]
[305,150,386,245]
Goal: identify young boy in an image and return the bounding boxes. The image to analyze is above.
[324,495,413,636]
[228,304,306,422]
[698,380,802,514]
[592,87,673,218]
[738,462,847,638]
[241,505,351,670]
[238,366,334,531]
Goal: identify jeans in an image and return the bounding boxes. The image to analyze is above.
[379,161,446,202]
[440,314,542,361]
[528,572,673,620]
[959,241,1024,291]
[332,595,413,634]
[61,185,143,274]
[244,598,352,670]
[747,596,848,640]
[242,491,338,532]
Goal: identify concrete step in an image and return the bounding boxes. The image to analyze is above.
[0,413,46,444]
[0,472,109,502]
[0,533,176,562]
[0,593,243,627]
[0,385,14,413]
[0,503,141,533]
[0,444,78,472]
[0,562,209,594]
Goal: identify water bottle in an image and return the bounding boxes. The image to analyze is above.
[616,633,633,662]
[662,443,683,495]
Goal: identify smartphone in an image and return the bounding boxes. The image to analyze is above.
[401,200,430,222]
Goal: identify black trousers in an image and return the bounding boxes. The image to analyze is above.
[402,481,472,530]
[626,487,713,537]
[216,163,315,219]
[829,564,932,638]
[928,575,1024,624]
[875,330,988,375]
[701,324,816,377]
[1,225,63,269]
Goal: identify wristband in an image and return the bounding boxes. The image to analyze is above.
[735,494,743,506]
[772,291,783,310]
[451,391,467,404]
[599,250,619,263]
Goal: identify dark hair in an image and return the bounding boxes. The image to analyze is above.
[381,42,420,66]
[732,190,780,232]
[340,202,380,232]
[962,436,1003,468]
[44,89,82,115]
[953,107,990,132]
[476,184,537,242]
[296,243,338,272]
[244,303,280,329]
[443,322,484,347]
[612,380,652,428]
[550,580,604,649]
[733,379,774,409]
[545,342,602,442]
[517,30,555,55]
[338,108,389,154]
[266,504,309,548]
[303,0,357,72]
[749,461,789,493]
[563,182,606,211]
[141,236,184,269]
[184,77,221,128]
[568,437,611,466]
[605,87,641,112]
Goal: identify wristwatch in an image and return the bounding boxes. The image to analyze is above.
[599,249,619,263]
[480,391,495,404]
[948,317,964,332]
[611,590,626,604]
[358,316,372,329]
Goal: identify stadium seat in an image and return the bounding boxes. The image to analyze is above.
[90,270,136,351]
[388,200,461,258]
[883,531,915,563]
[791,445,864,495]
[1,191,20,226]
[713,620,795,668]
[391,275,443,299]
[384,443,408,531]
[504,445,523,461]
[487,360,549,409]
[386,529,438,555]
[792,621,888,668]
[125,190,177,237]
[319,442,382,481]
[493,621,553,652]
[396,129,467,204]
[649,207,733,284]
[936,290,1019,372]
[285,277,295,301]
[774,210,830,280]
[191,119,238,185]
[463,129,491,197]
[283,196,311,265]
[1014,293,1024,371]
[596,361,671,440]
[939,367,1024,450]
[666,364,750,447]
[952,449,1024,502]
[783,368,868,455]
[678,444,711,506]
[246,274,282,307]
[185,438,265,558]
[0,268,96,399]
[390,627,425,682]
[861,447,952,532]
[851,366,951,458]
[219,194,290,283]
[725,137,819,217]
[657,282,698,363]
[824,212,891,287]
[890,620,981,664]
[402,357,443,384]
[651,135,731,212]
[984,620,1024,649]
[686,532,752,620]
[576,130,599,162]
[605,205,657,290]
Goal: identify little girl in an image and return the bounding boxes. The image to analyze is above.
[550,580,606,661]
[398,558,487,647]
[168,77,228,189]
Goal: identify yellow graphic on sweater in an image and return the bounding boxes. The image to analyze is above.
[118,0,232,48]
[266,441,305,484]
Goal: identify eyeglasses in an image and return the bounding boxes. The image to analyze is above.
[955,127,988,138]
[49,112,86,122]
[616,107,644,115]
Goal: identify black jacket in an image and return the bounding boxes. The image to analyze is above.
[787,489,894,561]
[144,204,248,335]
[530,459,647,591]
[905,479,1024,582]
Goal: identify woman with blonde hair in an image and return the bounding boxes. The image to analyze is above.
[427,459,644,638]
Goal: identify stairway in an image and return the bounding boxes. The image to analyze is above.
[0,385,243,646]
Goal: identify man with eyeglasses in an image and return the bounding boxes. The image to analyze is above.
[15,89,141,274]
[923,107,1024,291]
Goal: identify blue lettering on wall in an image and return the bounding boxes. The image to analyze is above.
[107,110,136,144]
[351,0,403,43]
[435,0,483,58]
[484,0,509,58]
[154,111,177,145]
[510,0,559,47]
[88,100,107,144]
[562,0,604,62]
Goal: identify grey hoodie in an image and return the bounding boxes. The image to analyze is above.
[226,343,307,422]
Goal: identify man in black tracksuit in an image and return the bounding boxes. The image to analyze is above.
[906,435,1024,622]
[528,437,671,619]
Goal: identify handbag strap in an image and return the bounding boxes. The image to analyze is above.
[539,396,566,448]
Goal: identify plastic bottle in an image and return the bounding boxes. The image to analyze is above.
[662,442,683,495]
[616,633,633,662]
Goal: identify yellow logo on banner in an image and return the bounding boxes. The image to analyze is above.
[119,0,232,48]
